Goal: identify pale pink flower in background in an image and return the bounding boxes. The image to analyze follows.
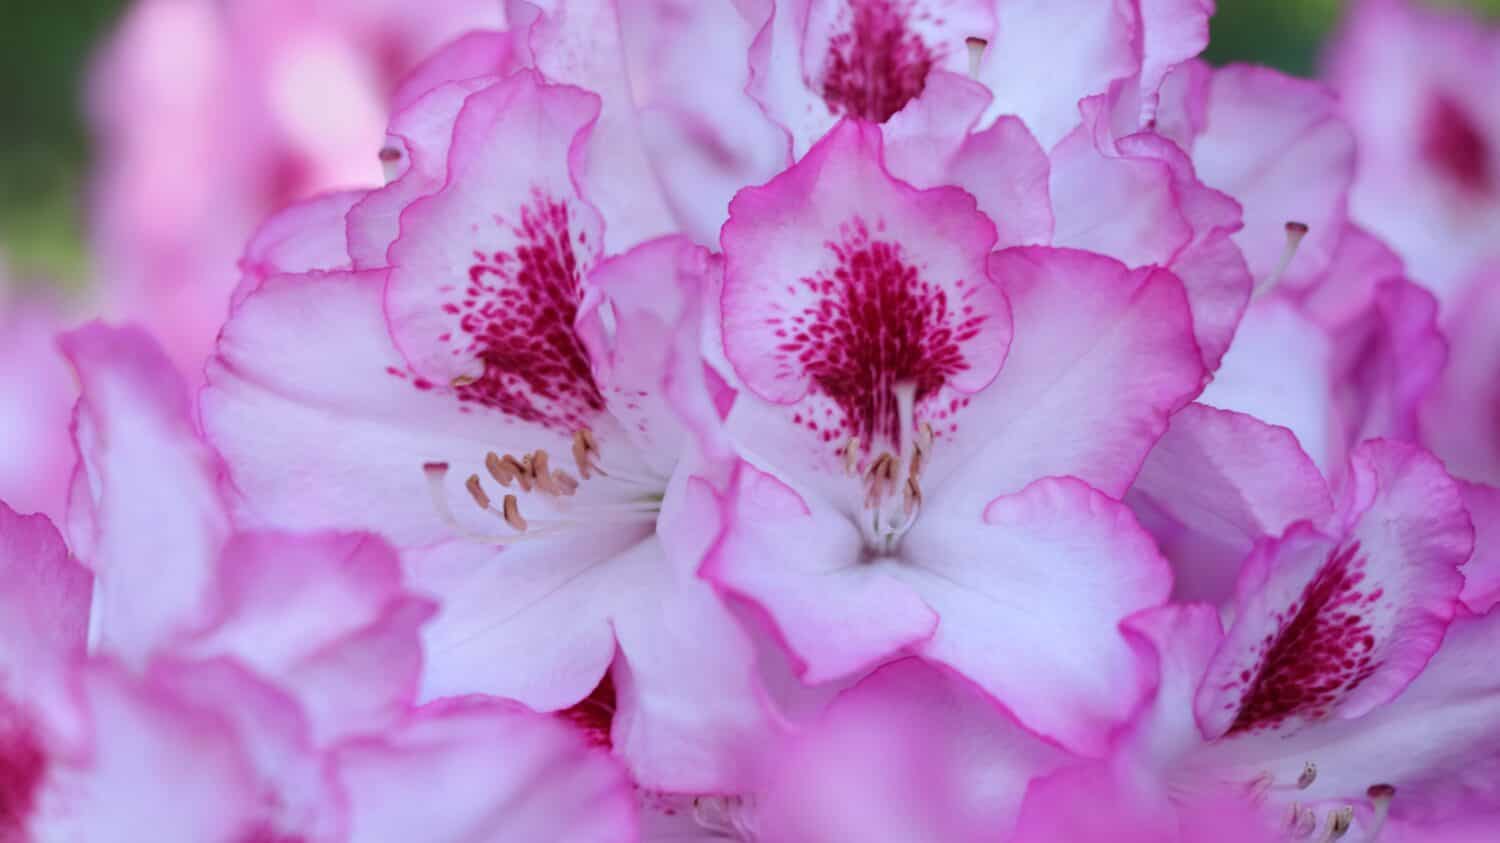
[86,0,502,379]
[1324,0,1500,302]
[0,322,640,841]
[706,118,1203,755]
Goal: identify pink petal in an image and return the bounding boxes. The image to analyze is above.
[757,658,1071,842]
[1187,65,1355,288]
[517,0,679,251]
[1126,403,1334,604]
[1199,298,1340,475]
[1137,0,1214,122]
[946,115,1054,248]
[233,188,363,308]
[617,0,789,245]
[1195,441,1472,739]
[977,0,1140,148]
[898,477,1172,754]
[180,531,435,744]
[45,660,265,843]
[334,696,637,843]
[62,323,230,662]
[1048,121,1193,268]
[703,463,938,684]
[882,70,993,189]
[929,248,1202,515]
[1422,267,1500,486]
[390,29,520,113]
[0,503,91,733]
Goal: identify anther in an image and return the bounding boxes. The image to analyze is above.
[1321,807,1353,841]
[502,495,527,531]
[572,429,599,480]
[451,374,477,387]
[531,450,558,495]
[842,437,861,476]
[1297,762,1317,790]
[965,37,987,79]
[552,471,579,496]
[465,474,489,509]
[916,422,933,457]
[486,452,520,487]
[1254,221,1310,298]
[516,454,535,492]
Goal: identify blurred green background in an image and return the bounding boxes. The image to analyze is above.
[3,0,1499,284]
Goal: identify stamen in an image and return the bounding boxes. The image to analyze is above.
[1253,221,1310,298]
[1321,807,1353,842]
[423,462,566,544]
[1297,762,1317,790]
[531,450,558,495]
[965,37,987,79]
[502,494,528,531]
[465,474,490,509]
[378,145,403,183]
[451,373,478,387]
[489,453,525,486]
[572,429,598,480]
[1365,784,1395,841]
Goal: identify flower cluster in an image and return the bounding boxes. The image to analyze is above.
[3,0,1500,840]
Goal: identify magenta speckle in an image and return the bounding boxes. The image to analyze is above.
[1226,542,1382,735]
[820,0,937,123]
[769,218,983,449]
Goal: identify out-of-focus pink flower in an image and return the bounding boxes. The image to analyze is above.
[1324,0,1500,301]
[706,118,1202,755]
[204,69,772,793]
[0,285,78,526]
[1120,440,1498,839]
[5,321,640,840]
[1422,265,1500,487]
[86,0,502,379]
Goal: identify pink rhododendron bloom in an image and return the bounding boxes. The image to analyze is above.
[1423,265,1500,487]
[205,67,771,792]
[1324,0,1500,301]
[706,118,1203,754]
[1120,440,1498,839]
[87,0,502,377]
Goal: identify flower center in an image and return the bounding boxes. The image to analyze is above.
[424,428,663,544]
[841,382,931,554]
[820,0,937,123]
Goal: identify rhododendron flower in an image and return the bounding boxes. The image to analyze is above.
[205,69,770,792]
[706,118,1203,753]
[1120,441,1497,839]
[1324,0,1500,301]
[87,0,502,376]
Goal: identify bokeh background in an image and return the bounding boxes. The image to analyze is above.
[4,0,1499,285]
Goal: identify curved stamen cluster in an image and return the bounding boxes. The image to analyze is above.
[424,428,661,544]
